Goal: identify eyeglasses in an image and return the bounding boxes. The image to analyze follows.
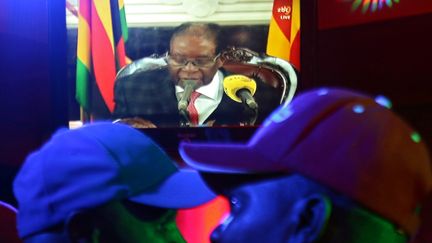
[165,53,220,68]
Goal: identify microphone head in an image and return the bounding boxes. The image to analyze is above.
[180,79,198,89]
[223,75,257,103]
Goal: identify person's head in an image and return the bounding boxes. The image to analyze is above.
[166,22,224,89]
[204,173,409,243]
[13,122,216,243]
[179,88,432,242]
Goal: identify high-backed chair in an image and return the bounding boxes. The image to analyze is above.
[114,47,298,126]
[116,47,298,106]
[219,47,298,106]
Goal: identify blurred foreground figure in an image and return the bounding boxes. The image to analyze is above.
[13,122,215,243]
[179,88,432,243]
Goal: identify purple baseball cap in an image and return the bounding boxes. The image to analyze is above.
[179,88,432,235]
[13,122,215,238]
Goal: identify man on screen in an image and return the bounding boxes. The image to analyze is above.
[113,22,282,127]
[179,88,432,242]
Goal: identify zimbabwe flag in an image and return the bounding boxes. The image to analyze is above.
[76,0,128,114]
[266,0,300,70]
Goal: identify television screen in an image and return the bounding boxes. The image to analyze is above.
[65,0,299,161]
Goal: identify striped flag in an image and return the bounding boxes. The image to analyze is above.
[76,0,128,114]
[266,0,300,70]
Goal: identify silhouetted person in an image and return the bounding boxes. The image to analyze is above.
[179,88,432,243]
[14,122,215,243]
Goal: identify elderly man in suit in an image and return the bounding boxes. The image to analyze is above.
[113,22,281,127]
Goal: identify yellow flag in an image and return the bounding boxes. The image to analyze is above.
[266,0,300,70]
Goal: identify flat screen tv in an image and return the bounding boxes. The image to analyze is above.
[65,1,299,163]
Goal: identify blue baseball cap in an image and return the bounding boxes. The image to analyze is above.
[13,122,215,238]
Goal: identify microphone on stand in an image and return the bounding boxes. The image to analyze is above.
[178,80,197,112]
[178,80,197,126]
[223,75,258,110]
[223,75,258,125]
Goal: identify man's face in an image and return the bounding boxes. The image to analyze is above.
[210,176,305,243]
[167,34,223,89]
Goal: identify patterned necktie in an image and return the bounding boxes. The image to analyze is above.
[187,91,201,125]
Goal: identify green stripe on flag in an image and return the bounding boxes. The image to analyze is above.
[119,6,128,41]
[76,58,91,111]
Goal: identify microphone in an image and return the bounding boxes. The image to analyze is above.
[223,75,258,110]
[178,80,197,112]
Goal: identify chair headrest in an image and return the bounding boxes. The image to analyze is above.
[116,56,167,79]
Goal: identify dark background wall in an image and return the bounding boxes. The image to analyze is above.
[301,1,432,149]
[316,14,432,147]
[0,0,68,206]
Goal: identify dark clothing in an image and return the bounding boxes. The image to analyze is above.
[113,67,280,127]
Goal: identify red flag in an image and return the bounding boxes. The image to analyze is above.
[76,0,128,114]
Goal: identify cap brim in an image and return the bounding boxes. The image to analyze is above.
[130,169,216,209]
[179,142,274,174]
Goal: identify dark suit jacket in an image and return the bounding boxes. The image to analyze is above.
[113,67,280,127]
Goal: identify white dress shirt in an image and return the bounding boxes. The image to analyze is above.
[175,71,224,125]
